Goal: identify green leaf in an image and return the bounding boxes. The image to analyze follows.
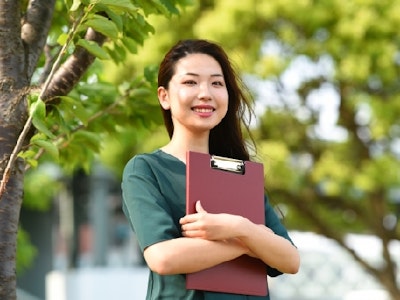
[129,88,152,98]
[121,37,138,54]
[72,130,102,151]
[18,150,39,168]
[31,118,55,138]
[84,15,119,40]
[129,0,153,16]
[18,149,37,160]
[47,105,69,134]
[124,14,154,45]
[30,99,55,138]
[29,98,46,120]
[105,43,126,62]
[100,7,123,31]
[76,39,110,60]
[158,0,180,15]
[90,0,137,13]
[25,158,39,169]
[59,96,91,125]
[144,65,158,82]
[32,139,59,161]
[57,33,69,46]
[70,0,82,11]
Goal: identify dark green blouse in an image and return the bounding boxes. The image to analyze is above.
[122,150,294,300]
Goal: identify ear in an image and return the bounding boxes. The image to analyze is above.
[158,86,170,110]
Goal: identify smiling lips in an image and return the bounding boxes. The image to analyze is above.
[192,105,215,114]
[193,108,214,113]
[192,106,215,117]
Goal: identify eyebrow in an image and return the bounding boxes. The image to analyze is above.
[184,72,224,77]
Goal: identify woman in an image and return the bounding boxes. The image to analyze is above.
[121,39,300,299]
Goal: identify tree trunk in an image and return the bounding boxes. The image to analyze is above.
[0,0,55,298]
[1,0,106,297]
[0,159,25,299]
[0,1,29,298]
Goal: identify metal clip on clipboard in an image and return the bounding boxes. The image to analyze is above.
[210,155,245,174]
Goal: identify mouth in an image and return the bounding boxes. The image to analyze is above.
[192,107,214,113]
[192,106,215,113]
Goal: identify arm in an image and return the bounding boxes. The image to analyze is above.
[144,235,247,275]
[236,218,300,274]
[122,156,249,276]
[180,201,300,274]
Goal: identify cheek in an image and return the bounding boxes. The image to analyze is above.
[177,89,189,98]
[176,89,194,106]
[169,91,191,113]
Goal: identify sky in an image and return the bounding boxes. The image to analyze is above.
[247,49,348,142]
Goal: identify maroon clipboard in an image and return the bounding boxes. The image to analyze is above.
[185,151,268,296]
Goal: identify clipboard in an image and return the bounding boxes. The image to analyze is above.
[185,151,268,296]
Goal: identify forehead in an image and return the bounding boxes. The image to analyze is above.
[173,53,223,76]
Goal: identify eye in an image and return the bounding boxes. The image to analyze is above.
[212,80,224,87]
[183,80,197,85]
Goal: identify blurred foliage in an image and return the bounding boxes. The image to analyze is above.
[101,0,400,238]
[16,227,37,275]
[23,166,62,211]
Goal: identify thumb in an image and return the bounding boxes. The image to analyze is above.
[196,200,207,213]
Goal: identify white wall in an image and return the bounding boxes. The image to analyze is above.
[46,268,148,300]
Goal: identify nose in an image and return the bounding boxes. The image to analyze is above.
[198,83,212,100]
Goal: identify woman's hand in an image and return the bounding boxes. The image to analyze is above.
[180,200,244,241]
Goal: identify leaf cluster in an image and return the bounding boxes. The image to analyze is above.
[21,0,190,175]
[13,0,192,276]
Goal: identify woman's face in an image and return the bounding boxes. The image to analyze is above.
[158,53,228,136]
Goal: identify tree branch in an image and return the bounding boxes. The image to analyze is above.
[338,83,371,162]
[38,43,57,85]
[42,27,107,102]
[21,0,56,79]
[275,189,396,288]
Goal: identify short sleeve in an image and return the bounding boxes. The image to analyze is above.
[121,155,181,251]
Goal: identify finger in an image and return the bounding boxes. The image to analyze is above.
[182,230,203,238]
[196,200,207,213]
[182,227,209,239]
[181,222,196,232]
[179,213,197,224]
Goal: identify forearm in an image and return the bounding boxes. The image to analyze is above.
[144,236,246,275]
[238,218,300,274]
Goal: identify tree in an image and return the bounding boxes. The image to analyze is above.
[0,0,191,299]
[102,1,400,297]
[2,0,399,298]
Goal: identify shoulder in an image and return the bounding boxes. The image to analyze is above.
[123,150,163,174]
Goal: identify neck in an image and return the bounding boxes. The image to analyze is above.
[161,132,209,163]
